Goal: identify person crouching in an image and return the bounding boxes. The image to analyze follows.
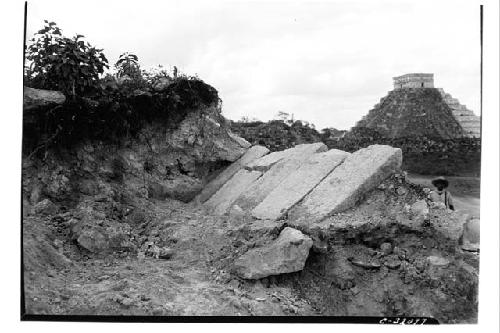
[429,176,455,211]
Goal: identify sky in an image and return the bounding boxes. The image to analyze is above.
[26,0,481,130]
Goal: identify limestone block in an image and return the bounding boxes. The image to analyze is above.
[288,145,402,223]
[252,149,350,220]
[233,227,313,279]
[462,217,480,244]
[233,143,327,212]
[23,86,66,110]
[245,142,327,172]
[204,169,262,215]
[194,145,269,203]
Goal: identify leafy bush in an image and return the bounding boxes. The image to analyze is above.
[25,21,108,97]
[23,22,221,157]
[115,52,141,79]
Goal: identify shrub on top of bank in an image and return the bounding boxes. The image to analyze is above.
[23,21,220,156]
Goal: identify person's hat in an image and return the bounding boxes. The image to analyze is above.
[432,176,449,188]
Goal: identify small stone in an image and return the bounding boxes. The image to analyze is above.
[461,243,480,253]
[384,260,401,270]
[158,247,174,260]
[427,255,450,267]
[152,307,163,315]
[380,242,393,255]
[414,258,427,273]
[349,258,381,269]
[411,199,429,217]
[32,199,58,216]
[462,218,480,244]
[228,279,240,290]
[396,187,407,196]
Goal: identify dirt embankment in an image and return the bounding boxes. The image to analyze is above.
[23,161,479,322]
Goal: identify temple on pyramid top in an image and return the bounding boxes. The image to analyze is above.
[393,73,434,89]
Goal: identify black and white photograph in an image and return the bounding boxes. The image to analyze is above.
[2,0,499,328]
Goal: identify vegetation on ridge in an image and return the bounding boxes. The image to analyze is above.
[23,21,220,157]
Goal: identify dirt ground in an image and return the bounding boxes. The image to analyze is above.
[22,173,479,322]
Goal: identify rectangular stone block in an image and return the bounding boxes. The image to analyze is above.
[204,169,263,215]
[288,145,402,224]
[245,142,327,172]
[233,143,327,212]
[194,145,269,203]
[251,149,350,220]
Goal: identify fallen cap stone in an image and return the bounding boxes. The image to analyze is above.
[194,145,269,203]
[288,145,402,224]
[204,169,263,215]
[233,227,313,279]
[251,149,350,220]
[233,142,328,212]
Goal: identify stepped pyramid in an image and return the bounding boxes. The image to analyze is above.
[354,73,480,138]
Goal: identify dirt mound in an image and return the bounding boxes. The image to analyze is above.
[23,168,478,321]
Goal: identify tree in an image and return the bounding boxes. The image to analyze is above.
[115,52,141,80]
[25,21,109,97]
[275,111,290,122]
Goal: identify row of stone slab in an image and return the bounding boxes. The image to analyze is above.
[195,142,403,225]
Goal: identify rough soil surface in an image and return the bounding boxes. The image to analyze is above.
[23,169,478,322]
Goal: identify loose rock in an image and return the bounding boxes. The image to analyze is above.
[32,199,58,216]
[233,227,313,279]
[380,242,393,255]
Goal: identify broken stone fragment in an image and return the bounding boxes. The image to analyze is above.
[233,227,313,279]
[461,217,479,244]
[384,258,401,270]
[396,186,407,196]
[31,199,58,216]
[348,257,382,269]
[411,199,429,217]
[461,243,480,253]
[380,242,393,255]
[427,255,450,267]
[158,247,175,259]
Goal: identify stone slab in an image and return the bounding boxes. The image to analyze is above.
[288,145,402,223]
[232,227,313,279]
[194,145,269,203]
[251,149,350,220]
[233,143,328,212]
[204,169,263,215]
[245,142,327,172]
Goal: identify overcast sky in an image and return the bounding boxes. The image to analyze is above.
[27,0,481,130]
